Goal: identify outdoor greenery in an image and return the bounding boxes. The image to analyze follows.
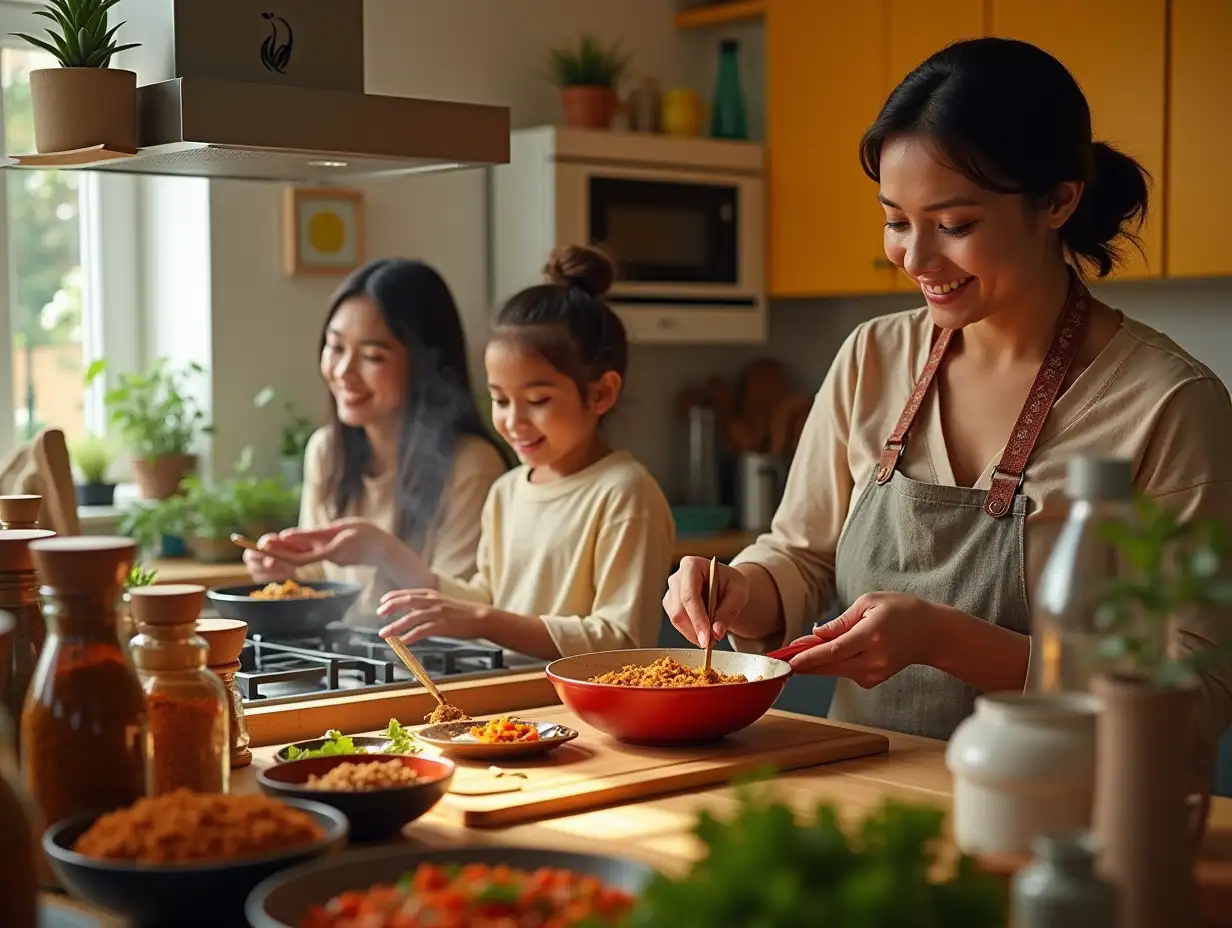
[545,33,630,88]
[12,0,140,69]
[89,357,212,459]
[254,385,316,459]
[1096,495,1232,686]
[68,431,114,484]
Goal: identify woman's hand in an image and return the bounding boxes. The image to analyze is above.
[277,518,399,568]
[663,556,749,647]
[785,592,944,686]
[242,532,308,583]
[377,589,488,644]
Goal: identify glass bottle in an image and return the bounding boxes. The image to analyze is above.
[20,536,146,826]
[0,615,39,928]
[0,529,55,749]
[1031,456,1134,693]
[710,39,748,140]
[1012,831,1116,928]
[130,584,228,794]
[197,617,252,768]
[0,495,41,531]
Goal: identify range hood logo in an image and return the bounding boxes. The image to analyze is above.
[259,12,294,74]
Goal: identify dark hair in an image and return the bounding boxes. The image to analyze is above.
[321,259,502,551]
[490,245,628,401]
[859,37,1149,278]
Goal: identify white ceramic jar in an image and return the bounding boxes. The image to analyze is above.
[946,693,1099,856]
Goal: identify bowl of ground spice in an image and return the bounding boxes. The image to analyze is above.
[258,753,455,842]
[42,790,348,928]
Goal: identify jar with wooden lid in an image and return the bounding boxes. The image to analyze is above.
[20,536,146,827]
[0,614,38,928]
[0,529,55,745]
[131,584,228,794]
[0,495,41,531]
[196,617,251,768]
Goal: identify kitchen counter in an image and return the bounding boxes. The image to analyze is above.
[40,672,1232,925]
[147,531,759,589]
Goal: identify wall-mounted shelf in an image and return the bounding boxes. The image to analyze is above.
[674,0,766,30]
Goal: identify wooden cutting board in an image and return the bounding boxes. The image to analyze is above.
[423,707,889,828]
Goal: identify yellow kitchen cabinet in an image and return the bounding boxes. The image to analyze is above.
[767,0,985,298]
[988,1,1166,280]
[1166,0,1232,278]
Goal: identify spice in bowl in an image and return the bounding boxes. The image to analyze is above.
[468,717,540,744]
[589,655,747,687]
[305,759,422,792]
[72,789,325,863]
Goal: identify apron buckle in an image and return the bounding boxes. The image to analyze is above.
[985,466,1026,517]
[875,438,907,485]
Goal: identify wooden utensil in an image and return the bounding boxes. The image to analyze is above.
[230,532,320,568]
[704,555,717,673]
[383,635,469,722]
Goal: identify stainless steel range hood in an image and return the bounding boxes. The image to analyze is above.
[55,0,510,182]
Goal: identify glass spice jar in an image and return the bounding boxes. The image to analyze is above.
[130,585,229,794]
[0,495,41,531]
[196,617,251,768]
[0,614,39,928]
[20,536,147,827]
[0,529,55,750]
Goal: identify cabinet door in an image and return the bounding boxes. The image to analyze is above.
[766,0,893,297]
[989,1,1166,280]
[886,0,987,292]
[1167,0,1232,278]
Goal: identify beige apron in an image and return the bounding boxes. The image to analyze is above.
[829,279,1092,740]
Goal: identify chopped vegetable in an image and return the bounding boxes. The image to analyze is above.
[468,717,540,744]
[284,719,419,761]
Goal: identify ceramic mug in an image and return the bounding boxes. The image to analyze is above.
[661,89,705,137]
[947,692,1100,857]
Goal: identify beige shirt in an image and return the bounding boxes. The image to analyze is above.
[297,426,507,624]
[437,451,676,657]
[732,306,1232,757]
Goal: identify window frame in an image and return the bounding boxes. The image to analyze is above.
[0,0,142,457]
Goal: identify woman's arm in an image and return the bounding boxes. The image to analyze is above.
[929,604,1031,692]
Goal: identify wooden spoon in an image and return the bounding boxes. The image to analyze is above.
[703,555,717,674]
[384,635,470,723]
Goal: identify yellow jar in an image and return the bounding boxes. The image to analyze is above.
[661,88,706,137]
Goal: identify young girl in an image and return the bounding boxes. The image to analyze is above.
[246,258,508,625]
[366,245,676,659]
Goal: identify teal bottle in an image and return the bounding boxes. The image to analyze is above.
[710,39,748,140]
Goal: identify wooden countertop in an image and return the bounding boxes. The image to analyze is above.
[148,531,759,589]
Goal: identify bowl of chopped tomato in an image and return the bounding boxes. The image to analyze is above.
[246,845,653,928]
[416,716,579,760]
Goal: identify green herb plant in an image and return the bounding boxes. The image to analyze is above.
[284,719,418,760]
[180,475,243,542]
[624,789,1005,928]
[545,34,630,89]
[125,564,157,588]
[89,358,212,460]
[230,444,300,531]
[68,432,114,485]
[120,494,190,555]
[254,386,316,459]
[12,0,140,69]
[1096,495,1232,687]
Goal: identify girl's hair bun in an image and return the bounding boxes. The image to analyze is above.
[543,244,616,298]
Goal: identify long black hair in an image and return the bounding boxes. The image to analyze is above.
[859,37,1149,278]
[321,258,500,551]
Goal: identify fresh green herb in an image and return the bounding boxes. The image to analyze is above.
[125,564,157,589]
[92,358,213,460]
[545,33,630,89]
[383,718,417,755]
[283,720,419,761]
[624,789,1005,928]
[1096,495,1232,687]
[12,0,140,69]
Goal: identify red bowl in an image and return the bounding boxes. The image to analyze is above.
[545,648,792,745]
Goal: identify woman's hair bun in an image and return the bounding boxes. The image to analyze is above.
[543,244,616,298]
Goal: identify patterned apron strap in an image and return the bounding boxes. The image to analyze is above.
[875,327,954,486]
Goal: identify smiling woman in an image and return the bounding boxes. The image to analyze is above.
[664,37,1232,790]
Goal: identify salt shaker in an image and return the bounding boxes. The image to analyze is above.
[1012,831,1116,928]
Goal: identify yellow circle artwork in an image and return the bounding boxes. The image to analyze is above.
[307,210,347,255]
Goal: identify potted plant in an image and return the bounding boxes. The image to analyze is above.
[545,33,630,130]
[626,787,1005,926]
[180,476,244,564]
[1092,497,1232,928]
[12,0,140,155]
[120,494,191,559]
[254,387,316,487]
[91,358,212,500]
[68,432,116,506]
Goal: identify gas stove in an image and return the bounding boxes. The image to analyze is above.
[233,622,546,706]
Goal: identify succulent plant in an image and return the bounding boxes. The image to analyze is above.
[545,33,630,89]
[13,0,140,69]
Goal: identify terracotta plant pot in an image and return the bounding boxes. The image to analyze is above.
[28,67,137,154]
[561,85,618,130]
[131,454,196,501]
[187,535,243,565]
[1093,673,1200,928]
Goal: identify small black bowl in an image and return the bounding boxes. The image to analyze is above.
[248,844,656,928]
[258,753,455,842]
[44,799,348,928]
[206,581,362,639]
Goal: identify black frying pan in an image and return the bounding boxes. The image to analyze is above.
[205,581,363,639]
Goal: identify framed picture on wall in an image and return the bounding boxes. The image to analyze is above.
[283,186,365,276]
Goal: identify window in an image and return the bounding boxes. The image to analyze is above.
[0,3,140,460]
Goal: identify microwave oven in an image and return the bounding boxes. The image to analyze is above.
[491,127,765,344]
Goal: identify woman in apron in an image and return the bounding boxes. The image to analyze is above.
[664,38,1232,777]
